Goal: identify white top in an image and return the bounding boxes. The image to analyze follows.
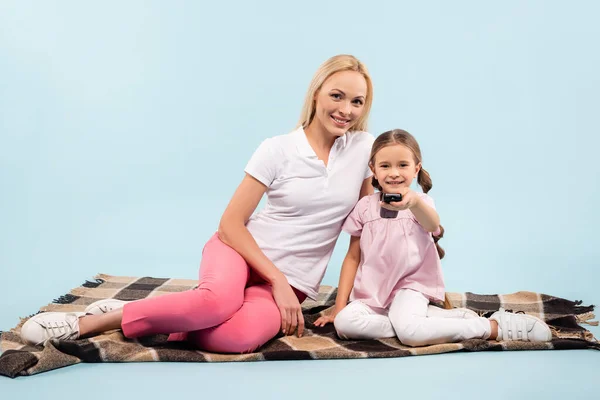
[244,127,375,299]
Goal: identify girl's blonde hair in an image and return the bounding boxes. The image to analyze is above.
[298,55,373,132]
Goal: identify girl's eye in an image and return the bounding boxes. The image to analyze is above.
[352,99,364,105]
[331,93,341,100]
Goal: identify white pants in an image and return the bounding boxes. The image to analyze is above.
[334,289,492,346]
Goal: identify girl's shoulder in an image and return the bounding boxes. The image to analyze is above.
[357,192,380,207]
[353,193,380,220]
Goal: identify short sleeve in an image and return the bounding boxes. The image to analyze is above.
[363,163,373,180]
[416,193,441,236]
[244,139,279,187]
[342,197,368,237]
[419,193,436,210]
[362,133,375,180]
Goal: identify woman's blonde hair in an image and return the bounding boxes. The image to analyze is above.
[298,55,373,132]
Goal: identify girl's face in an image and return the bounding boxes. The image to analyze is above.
[310,70,367,138]
[371,144,421,193]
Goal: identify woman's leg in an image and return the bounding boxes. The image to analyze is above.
[184,285,307,354]
[119,234,251,337]
[333,301,396,340]
[75,234,250,339]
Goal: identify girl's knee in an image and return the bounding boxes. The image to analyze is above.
[392,319,426,347]
[333,308,359,340]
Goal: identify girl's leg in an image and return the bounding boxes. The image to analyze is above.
[389,289,492,347]
[184,285,308,354]
[426,305,478,319]
[333,301,396,340]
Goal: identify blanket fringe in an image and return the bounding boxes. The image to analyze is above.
[584,331,599,343]
[576,312,598,326]
[82,278,105,288]
[574,304,596,315]
[52,294,79,304]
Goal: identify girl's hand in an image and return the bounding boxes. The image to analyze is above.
[381,188,421,211]
[271,278,305,337]
[314,308,341,327]
[314,314,335,327]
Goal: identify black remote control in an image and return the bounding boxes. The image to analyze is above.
[383,193,402,203]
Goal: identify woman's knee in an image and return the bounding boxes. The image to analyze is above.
[191,287,281,353]
[184,287,243,325]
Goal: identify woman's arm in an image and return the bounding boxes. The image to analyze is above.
[218,173,305,337]
[218,173,285,285]
[360,176,374,198]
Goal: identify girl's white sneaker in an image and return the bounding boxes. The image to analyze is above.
[490,308,552,342]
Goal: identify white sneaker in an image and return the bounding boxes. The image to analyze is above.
[490,308,552,342]
[85,299,128,315]
[21,312,85,346]
[427,305,479,319]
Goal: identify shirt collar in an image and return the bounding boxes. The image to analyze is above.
[294,127,349,157]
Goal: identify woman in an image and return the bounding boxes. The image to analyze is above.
[21,54,376,353]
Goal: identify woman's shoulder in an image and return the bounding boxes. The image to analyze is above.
[347,130,375,147]
[254,127,303,153]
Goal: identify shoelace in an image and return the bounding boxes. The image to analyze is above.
[42,317,78,340]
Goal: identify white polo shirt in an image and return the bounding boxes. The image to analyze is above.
[244,127,375,299]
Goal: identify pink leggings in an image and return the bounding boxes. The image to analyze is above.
[121,233,307,353]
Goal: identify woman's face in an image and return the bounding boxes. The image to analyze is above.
[310,70,368,138]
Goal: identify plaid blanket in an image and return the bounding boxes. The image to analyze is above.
[1,274,598,378]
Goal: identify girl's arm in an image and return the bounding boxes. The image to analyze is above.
[314,177,370,327]
[333,176,372,309]
[410,197,440,233]
[218,173,304,337]
[333,235,361,312]
[384,189,440,233]
[314,235,361,326]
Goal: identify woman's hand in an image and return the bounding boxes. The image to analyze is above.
[271,278,305,337]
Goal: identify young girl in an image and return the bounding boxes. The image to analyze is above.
[315,129,552,345]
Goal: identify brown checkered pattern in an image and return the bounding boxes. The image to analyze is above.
[1,274,598,378]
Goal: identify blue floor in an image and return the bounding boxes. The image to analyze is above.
[1,347,599,399]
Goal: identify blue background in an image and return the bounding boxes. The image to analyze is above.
[1,1,598,398]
